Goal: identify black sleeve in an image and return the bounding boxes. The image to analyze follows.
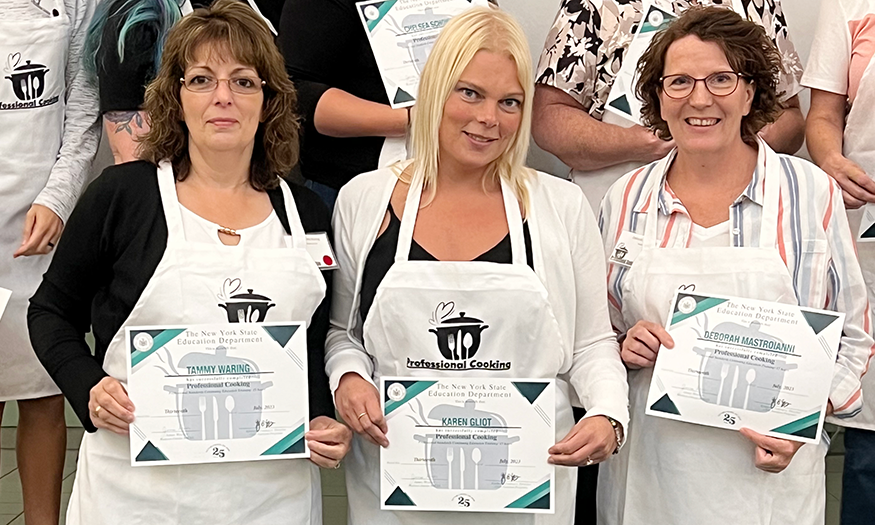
[273,184,335,420]
[29,171,119,431]
[277,0,352,126]
[96,7,160,114]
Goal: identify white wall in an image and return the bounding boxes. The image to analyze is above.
[500,0,824,176]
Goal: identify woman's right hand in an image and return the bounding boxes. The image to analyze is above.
[621,321,674,369]
[89,377,135,435]
[335,372,389,447]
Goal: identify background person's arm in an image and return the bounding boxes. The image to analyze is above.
[314,88,407,138]
[103,110,150,164]
[531,84,675,172]
[806,89,875,208]
[757,95,805,155]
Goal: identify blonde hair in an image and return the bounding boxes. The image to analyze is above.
[406,6,534,210]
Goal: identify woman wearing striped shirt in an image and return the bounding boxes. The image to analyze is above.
[596,7,873,525]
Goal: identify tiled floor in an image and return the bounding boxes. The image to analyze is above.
[0,426,847,525]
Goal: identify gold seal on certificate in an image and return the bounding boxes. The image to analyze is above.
[646,292,844,444]
[125,323,310,466]
[356,0,489,109]
[380,377,555,513]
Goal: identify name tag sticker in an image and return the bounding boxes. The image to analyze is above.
[305,232,339,270]
[609,230,643,268]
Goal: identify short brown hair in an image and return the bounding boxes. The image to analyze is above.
[635,6,783,145]
[140,0,298,190]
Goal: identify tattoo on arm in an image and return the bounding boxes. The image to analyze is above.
[105,111,145,135]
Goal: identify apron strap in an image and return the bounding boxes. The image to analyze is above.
[757,136,782,250]
[394,172,527,265]
[156,161,186,243]
[278,178,307,250]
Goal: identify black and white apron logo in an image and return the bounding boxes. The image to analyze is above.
[406,302,511,372]
[216,278,276,323]
[2,53,59,110]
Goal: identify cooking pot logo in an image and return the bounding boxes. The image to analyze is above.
[428,302,489,361]
[5,54,49,102]
[217,278,275,323]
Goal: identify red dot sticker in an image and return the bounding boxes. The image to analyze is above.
[323,255,334,266]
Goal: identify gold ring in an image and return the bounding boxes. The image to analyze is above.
[95,405,102,416]
[357,412,368,419]
[584,457,594,467]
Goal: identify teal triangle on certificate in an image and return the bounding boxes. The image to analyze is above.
[384,381,437,415]
[263,325,299,348]
[261,424,306,455]
[800,310,840,335]
[135,441,168,462]
[130,328,186,367]
[608,94,631,116]
[512,382,550,404]
[385,486,416,506]
[506,480,550,509]
[862,222,875,238]
[771,412,820,439]
[393,88,415,105]
[364,0,397,32]
[650,393,681,415]
[671,294,728,325]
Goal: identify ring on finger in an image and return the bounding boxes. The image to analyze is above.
[334,461,342,470]
[584,457,594,467]
[357,412,368,419]
[95,405,102,416]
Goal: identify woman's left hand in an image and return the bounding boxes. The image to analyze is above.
[14,204,63,257]
[548,416,618,467]
[739,427,804,473]
[306,416,352,469]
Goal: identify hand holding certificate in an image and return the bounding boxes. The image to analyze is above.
[380,377,555,513]
[125,323,311,466]
[645,292,843,444]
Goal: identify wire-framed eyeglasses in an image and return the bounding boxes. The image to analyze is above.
[660,71,747,99]
[180,75,265,95]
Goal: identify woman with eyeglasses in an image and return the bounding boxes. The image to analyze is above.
[596,7,873,525]
[27,1,350,523]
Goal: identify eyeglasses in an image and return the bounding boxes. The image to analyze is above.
[660,71,746,99]
[180,75,265,95]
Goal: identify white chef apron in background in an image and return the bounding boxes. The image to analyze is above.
[66,163,327,524]
[346,174,577,525]
[841,54,875,431]
[598,139,827,525]
[0,0,68,400]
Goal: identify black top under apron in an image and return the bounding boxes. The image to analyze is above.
[359,204,533,322]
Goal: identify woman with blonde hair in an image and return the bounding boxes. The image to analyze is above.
[328,6,629,524]
[29,1,350,523]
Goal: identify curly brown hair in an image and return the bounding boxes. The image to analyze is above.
[635,6,784,146]
[139,0,298,190]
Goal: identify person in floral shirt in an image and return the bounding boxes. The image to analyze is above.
[532,0,805,210]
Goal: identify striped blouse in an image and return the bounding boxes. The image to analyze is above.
[598,151,874,418]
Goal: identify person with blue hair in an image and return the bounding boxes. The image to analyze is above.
[83,0,281,163]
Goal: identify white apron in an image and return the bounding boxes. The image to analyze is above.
[346,176,577,525]
[597,141,828,525]
[66,162,327,524]
[0,0,68,400]
[842,54,875,430]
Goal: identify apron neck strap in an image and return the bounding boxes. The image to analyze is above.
[278,178,307,249]
[157,161,186,242]
[394,173,527,265]
[756,136,782,249]
[642,138,781,249]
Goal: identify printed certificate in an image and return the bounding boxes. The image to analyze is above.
[380,377,555,513]
[856,203,875,242]
[126,323,310,466]
[356,0,488,109]
[646,292,843,444]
